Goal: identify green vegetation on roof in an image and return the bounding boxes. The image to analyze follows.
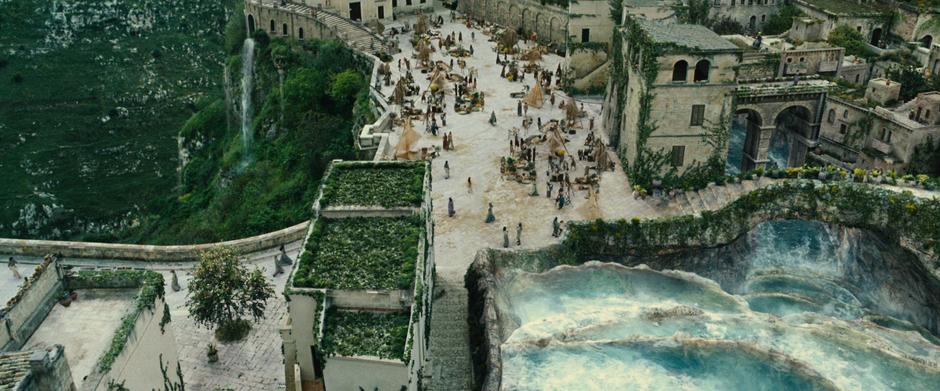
[320,308,410,361]
[319,162,427,209]
[293,216,423,290]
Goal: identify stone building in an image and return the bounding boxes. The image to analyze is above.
[459,0,614,46]
[791,0,890,46]
[280,161,433,391]
[711,0,784,33]
[818,80,940,172]
[0,346,75,391]
[605,18,742,175]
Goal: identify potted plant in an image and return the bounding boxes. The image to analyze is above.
[207,344,219,363]
[58,291,72,307]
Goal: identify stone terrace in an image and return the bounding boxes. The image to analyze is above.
[23,289,137,387]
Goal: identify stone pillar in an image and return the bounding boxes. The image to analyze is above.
[280,313,298,391]
[747,125,776,171]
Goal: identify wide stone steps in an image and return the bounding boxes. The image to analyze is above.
[429,275,473,391]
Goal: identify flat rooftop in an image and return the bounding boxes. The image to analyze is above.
[320,308,410,361]
[634,19,738,51]
[293,216,423,290]
[319,161,427,209]
[796,0,890,16]
[22,289,137,387]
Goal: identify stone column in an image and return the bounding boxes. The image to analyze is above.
[746,125,776,171]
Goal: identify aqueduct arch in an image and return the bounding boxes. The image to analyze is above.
[732,85,825,171]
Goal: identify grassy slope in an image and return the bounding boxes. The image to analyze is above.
[0,0,237,240]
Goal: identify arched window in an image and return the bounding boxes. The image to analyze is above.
[761,15,766,22]
[926,109,931,120]
[922,35,934,48]
[749,15,757,30]
[299,28,305,40]
[270,20,276,33]
[283,23,288,35]
[672,60,688,82]
[827,109,835,124]
[855,74,860,83]
[248,15,255,33]
[694,60,710,82]
[843,110,849,119]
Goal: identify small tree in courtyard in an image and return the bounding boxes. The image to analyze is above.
[186,247,274,342]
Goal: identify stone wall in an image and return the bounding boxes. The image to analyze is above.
[0,221,308,262]
[322,356,410,391]
[472,0,569,45]
[0,258,62,351]
[86,296,180,391]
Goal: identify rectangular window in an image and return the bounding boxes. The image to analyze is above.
[378,5,385,19]
[393,0,398,7]
[886,131,892,143]
[581,28,590,43]
[671,146,686,167]
[690,105,705,126]
[406,0,412,5]
[420,0,426,3]
[839,124,847,134]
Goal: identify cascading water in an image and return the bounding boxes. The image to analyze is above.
[494,221,940,390]
[239,38,256,164]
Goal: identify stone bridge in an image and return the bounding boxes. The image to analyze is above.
[732,79,829,171]
[460,0,569,45]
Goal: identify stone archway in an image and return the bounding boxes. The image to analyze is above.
[522,8,530,35]
[496,1,506,25]
[248,14,255,33]
[870,28,883,46]
[549,16,561,43]
[773,105,814,168]
[730,109,765,173]
[509,5,521,29]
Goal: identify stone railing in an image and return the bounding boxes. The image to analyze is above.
[0,221,308,262]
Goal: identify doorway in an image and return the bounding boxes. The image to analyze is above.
[350,2,362,21]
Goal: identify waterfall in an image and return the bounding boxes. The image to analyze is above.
[240,38,256,164]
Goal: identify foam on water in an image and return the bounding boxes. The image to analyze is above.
[496,221,940,390]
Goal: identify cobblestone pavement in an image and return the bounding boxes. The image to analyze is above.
[161,246,299,391]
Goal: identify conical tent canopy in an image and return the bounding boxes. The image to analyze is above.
[395,119,421,160]
[522,48,542,62]
[566,96,579,121]
[523,83,544,109]
[546,125,567,155]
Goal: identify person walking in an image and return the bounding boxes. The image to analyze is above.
[523,102,528,116]
[448,197,456,217]
[502,226,510,248]
[516,223,523,246]
[468,177,474,193]
[485,203,496,223]
[489,111,498,126]
[552,217,560,237]
[170,270,181,292]
[444,161,451,179]
[517,100,522,117]
[273,255,284,277]
[547,182,553,198]
[448,132,455,149]
[8,257,20,279]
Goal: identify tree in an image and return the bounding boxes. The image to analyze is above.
[330,70,366,109]
[828,25,875,60]
[762,5,803,35]
[710,16,744,35]
[909,136,940,176]
[672,0,712,26]
[886,65,940,103]
[186,247,273,341]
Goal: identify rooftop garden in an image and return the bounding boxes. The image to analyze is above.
[293,216,423,290]
[319,162,427,209]
[320,308,410,362]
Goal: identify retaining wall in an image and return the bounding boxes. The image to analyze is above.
[0,222,308,262]
[0,258,63,351]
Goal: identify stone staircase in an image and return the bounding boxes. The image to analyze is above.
[266,0,391,55]
[651,179,768,217]
[429,274,473,391]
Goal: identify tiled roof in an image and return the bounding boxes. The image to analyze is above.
[635,19,739,51]
[0,351,31,391]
